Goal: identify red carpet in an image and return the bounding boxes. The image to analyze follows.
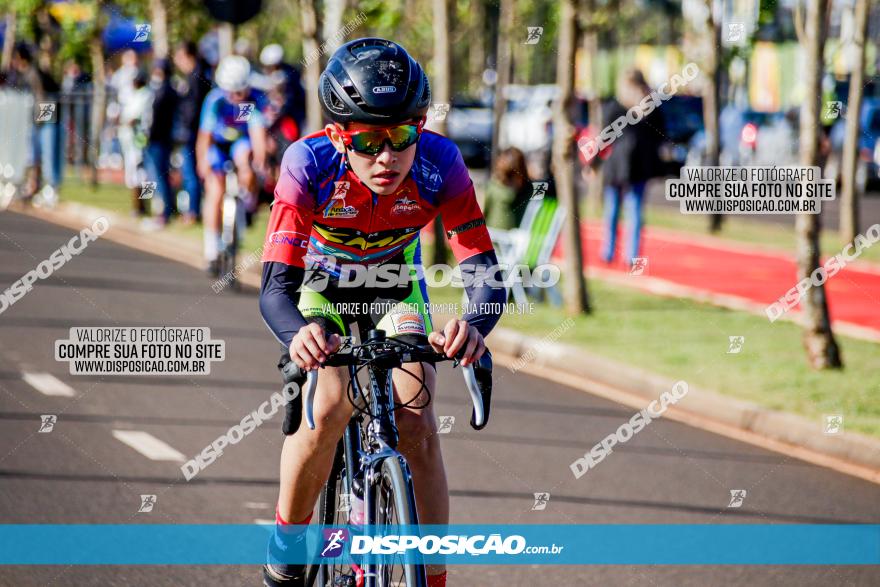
[553,222,880,334]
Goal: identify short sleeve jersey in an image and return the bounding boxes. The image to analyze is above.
[261,130,493,271]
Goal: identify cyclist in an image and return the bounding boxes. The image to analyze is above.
[196,54,268,276]
[259,38,506,586]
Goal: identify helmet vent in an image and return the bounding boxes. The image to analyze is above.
[322,77,350,115]
[344,86,367,106]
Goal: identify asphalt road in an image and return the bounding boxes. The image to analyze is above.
[0,210,878,586]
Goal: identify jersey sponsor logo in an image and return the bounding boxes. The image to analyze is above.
[391,195,420,215]
[332,181,350,199]
[268,230,309,248]
[391,311,426,335]
[313,224,419,251]
[446,218,485,238]
[323,199,359,219]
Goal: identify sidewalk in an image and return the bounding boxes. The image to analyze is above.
[554,221,880,341]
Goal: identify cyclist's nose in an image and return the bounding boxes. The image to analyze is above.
[375,142,396,164]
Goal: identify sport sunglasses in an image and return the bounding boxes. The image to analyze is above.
[335,118,425,156]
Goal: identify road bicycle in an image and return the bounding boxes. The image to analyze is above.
[217,160,245,290]
[279,329,493,587]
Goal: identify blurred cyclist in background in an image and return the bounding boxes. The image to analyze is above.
[196,55,268,276]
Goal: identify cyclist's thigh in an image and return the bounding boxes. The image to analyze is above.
[296,283,354,426]
[231,137,253,166]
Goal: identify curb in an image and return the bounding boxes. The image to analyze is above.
[487,327,880,477]
[12,201,880,480]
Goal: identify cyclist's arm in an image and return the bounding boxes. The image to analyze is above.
[196,93,218,176]
[259,141,316,347]
[248,123,268,172]
[436,152,506,337]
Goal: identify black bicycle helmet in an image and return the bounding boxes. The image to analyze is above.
[319,38,431,125]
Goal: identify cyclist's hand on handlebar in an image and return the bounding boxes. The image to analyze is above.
[289,323,341,371]
[428,319,485,367]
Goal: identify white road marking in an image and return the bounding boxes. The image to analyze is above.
[22,372,75,397]
[111,430,186,462]
[244,502,271,510]
[254,518,275,529]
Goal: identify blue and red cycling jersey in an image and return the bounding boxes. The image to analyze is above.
[261,130,494,270]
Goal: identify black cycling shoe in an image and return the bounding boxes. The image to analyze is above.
[262,563,306,586]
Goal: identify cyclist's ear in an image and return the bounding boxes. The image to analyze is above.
[325,124,347,154]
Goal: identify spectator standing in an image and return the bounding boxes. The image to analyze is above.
[594,69,665,267]
[259,44,306,133]
[173,41,212,224]
[118,71,153,216]
[144,59,179,226]
[483,147,532,230]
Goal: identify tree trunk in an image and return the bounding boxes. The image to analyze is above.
[702,0,723,233]
[839,0,870,242]
[321,0,348,56]
[431,0,452,265]
[797,0,842,369]
[554,0,590,314]
[300,0,323,133]
[468,0,486,96]
[88,22,107,186]
[149,0,169,59]
[1,10,16,72]
[490,0,513,172]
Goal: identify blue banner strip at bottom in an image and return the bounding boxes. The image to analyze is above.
[0,524,878,565]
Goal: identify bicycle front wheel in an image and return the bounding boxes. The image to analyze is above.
[368,457,427,587]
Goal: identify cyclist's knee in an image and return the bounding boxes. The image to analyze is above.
[396,408,436,448]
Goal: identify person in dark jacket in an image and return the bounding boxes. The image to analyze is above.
[594,68,666,267]
[173,41,212,224]
[144,59,179,226]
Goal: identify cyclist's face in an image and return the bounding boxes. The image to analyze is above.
[326,122,418,196]
[227,89,249,104]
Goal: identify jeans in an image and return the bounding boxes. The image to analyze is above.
[179,140,201,218]
[601,182,646,264]
[145,142,174,221]
[31,122,63,188]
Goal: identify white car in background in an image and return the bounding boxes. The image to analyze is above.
[499,84,560,154]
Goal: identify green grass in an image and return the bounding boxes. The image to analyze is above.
[61,176,880,437]
[61,174,269,254]
[430,282,880,438]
